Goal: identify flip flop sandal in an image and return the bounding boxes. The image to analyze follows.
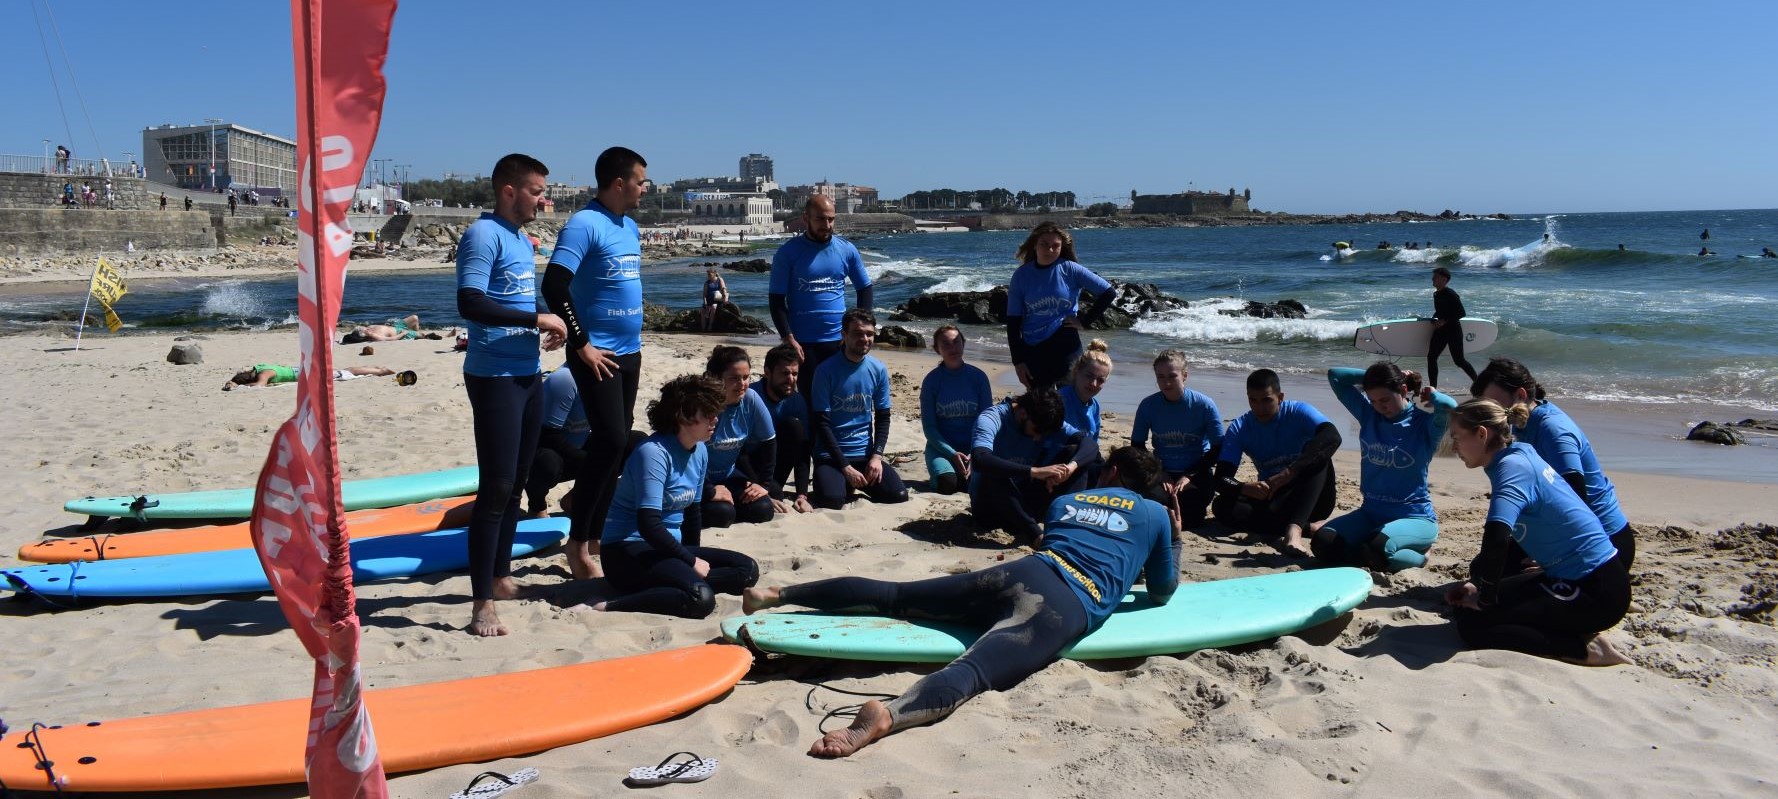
[449,767,539,799]
[625,751,718,787]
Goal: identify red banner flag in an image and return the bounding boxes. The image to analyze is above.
[249,1,398,796]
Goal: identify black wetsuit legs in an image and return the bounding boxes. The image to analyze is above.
[601,541,759,618]
[464,373,544,600]
[772,415,810,498]
[1020,327,1083,389]
[795,339,844,404]
[776,557,1088,731]
[1427,323,1478,389]
[812,457,908,510]
[564,351,642,543]
[969,453,1090,544]
[1456,554,1630,661]
[524,426,586,515]
[701,473,776,529]
[1211,461,1335,537]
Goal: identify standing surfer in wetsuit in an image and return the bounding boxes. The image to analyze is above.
[1427,266,1478,389]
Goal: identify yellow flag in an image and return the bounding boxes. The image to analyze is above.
[90,257,128,307]
[102,306,123,333]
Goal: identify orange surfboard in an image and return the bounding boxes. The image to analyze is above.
[18,497,476,563]
[0,644,752,792]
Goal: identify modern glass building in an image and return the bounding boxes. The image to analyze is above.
[142,122,297,193]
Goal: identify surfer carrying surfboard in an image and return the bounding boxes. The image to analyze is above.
[741,445,1176,759]
[1427,267,1479,389]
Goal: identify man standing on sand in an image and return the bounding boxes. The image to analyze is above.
[1427,266,1477,389]
[542,146,649,580]
[769,195,873,401]
[455,153,568,636]
[741,445,1176,759]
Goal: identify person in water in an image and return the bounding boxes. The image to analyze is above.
[1427,266,1478,388]
[1006,222,1115,389]
[592,374,760,618]
[1211,369,1341,558]
[920,325,993,496]
[1131,350,1223,531]
[1443,398,1631,667]
[742,445,1176,759]
[223,364,398,390]
[1310,363,1454,572]
[1762,247,1776,258]
[1470,356,1634,569]
[1698,247,1715,256]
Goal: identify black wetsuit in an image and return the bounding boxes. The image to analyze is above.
[1428,286,1478,388]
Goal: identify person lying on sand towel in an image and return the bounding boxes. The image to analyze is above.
[742,445,1175,759]
[223,364,398,390]
[1442,398,1631,667]
[340,314,448,343]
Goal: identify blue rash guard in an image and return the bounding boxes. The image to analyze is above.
[541,368,589,447]
[810,354,890,461]
[550,200,643,356]
[968,401,1084,487]
[1132,389,1223,474]
[1059,383,1101,440]
[601,433,707,546]
[1035,488,1176,630]
[1218,400,1331,481]
[1327,368,1455,519]
[921,362,993,457]
[751,380,808,428]
[1517,401,1627,533]
[1485,442,1617,580]
[456,213,541,377]
[769,234,871,344]
[706,388,776,485]
[1007,259,1111,345]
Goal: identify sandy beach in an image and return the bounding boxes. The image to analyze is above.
[2,322,1775,799]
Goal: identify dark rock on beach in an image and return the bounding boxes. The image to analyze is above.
[721,258,770,273]
[166,343,204,365]
[893,280,1188,329]
[876,325,926,349]
[642,302,770,335]
[1219,299,1308,319]
[1686,421,1744,446]
[1085,281,1190,330]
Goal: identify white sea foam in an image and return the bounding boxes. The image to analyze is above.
[199,281,267,319]
[925,274,1000,294]
[1130,298,1356,343]
[1391,248,1446,264]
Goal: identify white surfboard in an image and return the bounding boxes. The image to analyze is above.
[1354,317,1498,357]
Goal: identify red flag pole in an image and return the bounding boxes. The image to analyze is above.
[249,1,397,796]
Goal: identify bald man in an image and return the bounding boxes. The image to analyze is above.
[769,195,875,400]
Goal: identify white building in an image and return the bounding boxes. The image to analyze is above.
[688,192,773,227]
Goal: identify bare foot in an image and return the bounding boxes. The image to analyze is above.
[1275,538,1313,559]
[565,541,601,580]
[1582,634,1632,667]
[808,699,894,758]
[491,577,520,601]
[742,585,783,614]
[469,599,509,637]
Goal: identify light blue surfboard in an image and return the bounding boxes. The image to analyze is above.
[720,567,1373,662]
[63,466,481,522]
[0,518,566,600]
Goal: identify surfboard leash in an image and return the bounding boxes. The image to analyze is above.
[798,681,899,734]
[8,723,68,796]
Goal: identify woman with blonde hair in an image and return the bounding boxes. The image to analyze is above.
[1059,339,1112,442]
[1006,222,1115,390]
[1443,398,1630,666]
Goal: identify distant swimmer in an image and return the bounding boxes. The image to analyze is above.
[1542,233,1551,243]
[1617,244,1626,251]
[1762,247,1776,258]
[1698,247,1715,256]
[1376,241,1393,250]
[1700,228,1710,241]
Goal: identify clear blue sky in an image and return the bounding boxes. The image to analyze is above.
[4,0,1774,214]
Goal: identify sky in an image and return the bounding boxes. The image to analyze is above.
[3,0,1774,214]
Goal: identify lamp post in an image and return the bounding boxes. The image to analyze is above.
[42,139,50,174]
[371,158,392,214]
[203,118,224,190]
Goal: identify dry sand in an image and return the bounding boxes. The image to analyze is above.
[2,327,1775,798]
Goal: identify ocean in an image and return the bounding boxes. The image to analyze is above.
[8,208,1772,413]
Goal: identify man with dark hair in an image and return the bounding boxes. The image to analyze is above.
[542,145,649,580]
[752,343,814,513]
[968,387,1099,545]
[808,309,906,509]
[742,445,1176,759]
[769,195,874,401]
[1428,266,1478,389]
[1211,369,1341,558]
[455,152,567,636]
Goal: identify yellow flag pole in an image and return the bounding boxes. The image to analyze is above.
[73,249,102,352]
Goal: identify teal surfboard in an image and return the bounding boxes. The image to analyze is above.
[720,567,1373,662]
[1,518,566,600]
[64,466,480,522]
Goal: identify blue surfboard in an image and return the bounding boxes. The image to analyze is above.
[64,466,481,522]
[1,518,567,599]
[720,567,1373,661]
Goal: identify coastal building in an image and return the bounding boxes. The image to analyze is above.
[688,192,774,227]
[670,175,776,195]
[142,122,296,193]
[1131,188,1251,216]
[784,181,879,213]
[738,153,773,183]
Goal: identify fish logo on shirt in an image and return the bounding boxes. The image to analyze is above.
[492,270,534,297]
[831,392,872,414]
[935,399,980,419]
[712,434,745,452]
[1155,430,1201,449]
[1025,296,1074,316]
[666,487,697,509]
[1363,440,1416,469]
[1060,503,1130,533]
[797,276,845,294]
[605,255,641,279]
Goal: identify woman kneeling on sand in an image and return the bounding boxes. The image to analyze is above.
[590,374,759,618]
[1443,398,1631,666]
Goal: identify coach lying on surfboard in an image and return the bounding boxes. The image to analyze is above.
[741,445,1175,759]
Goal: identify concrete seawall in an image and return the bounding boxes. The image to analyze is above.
[0,209,218,258]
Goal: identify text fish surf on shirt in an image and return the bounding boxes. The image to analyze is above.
[797,275,846,295]
[1024,296,1076,316]
[830,391,873,414]
[935,398,981,419]
[490,269,538,334]
[1154,430,1202,449]
[1362,440,1417,469]
[604,306,643,318]
[1059,502,1130,533]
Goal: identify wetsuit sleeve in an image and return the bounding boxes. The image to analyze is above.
[1212,459,1241,493]
[635,507,697,565]
[856,284,874,315]
[1143,501,1179,604]
[812,411,847,465]
[1469,519,1515,606]
[1077,284,1116,329]
[970,446,1032,478]
[541,263,589,351]
[1192,444,1222,483]
[872,407,892,457]
[680,499,704,550]
[741,438,776,491]
[1131,397,1151,449]
[1067,431,1099,468]
[1283,422,1342,478]
[1006,316,1027,365]
[769,293,792,340]
[1327,368,1370,421]
[1562,471,1590,502]
[456,287,538,328]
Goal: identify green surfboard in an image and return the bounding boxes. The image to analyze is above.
[64,466,480,522]
[720,567,1373,661]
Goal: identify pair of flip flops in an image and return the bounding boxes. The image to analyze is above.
[625,751,719,787]
[450,767,539,799]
